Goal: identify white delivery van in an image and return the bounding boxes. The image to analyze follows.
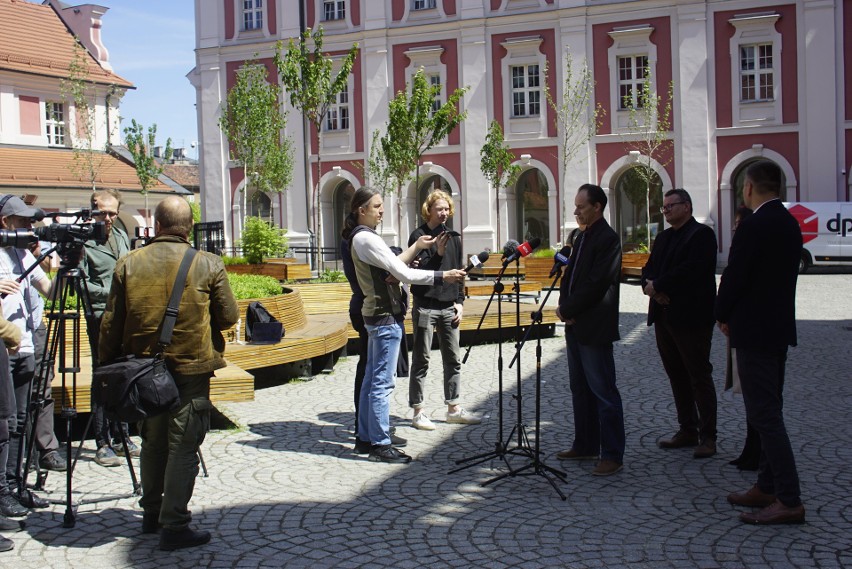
[783,202,852,273]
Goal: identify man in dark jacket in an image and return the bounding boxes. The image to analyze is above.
[556,184,625,476]
[641,188,718,459]
[100,196,239,549]
[716,160,805,525]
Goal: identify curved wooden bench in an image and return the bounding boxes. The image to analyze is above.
[222,288,348,371]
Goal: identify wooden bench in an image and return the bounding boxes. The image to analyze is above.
[621,252,649,280]
[467,256,526,280]
[222,288,349,372]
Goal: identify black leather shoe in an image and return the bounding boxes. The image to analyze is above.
[0,493,28,518]
[0,534,12,552]
[658,430,699,449]
[142,512,161,534]
[15,488,49,509]
[353,438,371,455]
[368,445,412,464]
[390,433,407,447]
[0,514,25,531]
[159,527,211,551]
[39,451,67,472]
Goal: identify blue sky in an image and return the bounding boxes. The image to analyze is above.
[95,1,199,158]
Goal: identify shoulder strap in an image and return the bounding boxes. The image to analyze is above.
[158,247,198,348]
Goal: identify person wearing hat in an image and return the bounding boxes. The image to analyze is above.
[0,194,54,510]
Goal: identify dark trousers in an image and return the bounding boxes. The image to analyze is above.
[736,346,801,507]
[86,315,128,448]
[0,347,12,494]
[6,352,35,487]
[565,328,625,463]
[32,324,58,455]
[654,312,717,441]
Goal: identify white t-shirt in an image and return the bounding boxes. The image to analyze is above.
[0,247,47,353]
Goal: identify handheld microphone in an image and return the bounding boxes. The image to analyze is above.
[503,237,541,264]
[439,223,461,237]
[501,239,519,260]
[549,245,572,278]
[464,251,490,273]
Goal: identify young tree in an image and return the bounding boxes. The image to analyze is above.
[219,59,294,238]
[621,69,674,250]
[545,53,604,243]
[61,41,118,190]
[380,69,467,243]
[480,120,520,247]
[123,119,172,226]
[275,27,358,266]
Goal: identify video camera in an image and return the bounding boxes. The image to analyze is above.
[0,208,108,249]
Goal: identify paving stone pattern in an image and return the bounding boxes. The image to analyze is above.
[4,272,851,568]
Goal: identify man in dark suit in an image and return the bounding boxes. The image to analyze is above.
[555,184,625,476]
[641,188,718,459]
[716,160,805,525]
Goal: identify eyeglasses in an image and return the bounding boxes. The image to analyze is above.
[95,210,119,218]
[659,202,687,213]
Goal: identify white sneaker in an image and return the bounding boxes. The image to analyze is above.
[446,408,482,425]
[411,412,436,431]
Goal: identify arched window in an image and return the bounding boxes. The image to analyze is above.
[515,169,549,248]
[417,175,453,230]
[614,167,663,251]
[333,180,355,251]
[248,191,272,221]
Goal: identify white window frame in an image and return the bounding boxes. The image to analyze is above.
[404,46,447,132]
[500,36,546,140]
[729,12,782,126]
[607,25,656,131]
[739,43,774,103]
[616,54,649,110]
[242,0,263,31]
[45,101,66,147]
[509,64,541,118]
[325,83,350,132]
[427,73,442,116]
[321,59,355,154]
[402,0,445,22]
[322,0,345,22]
[412,0,437,10]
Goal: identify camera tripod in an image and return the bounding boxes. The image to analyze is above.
[16,242,140,528]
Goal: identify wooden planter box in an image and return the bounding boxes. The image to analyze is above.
[225,263,288,280]
[621,252,649,279]
[524,256,553,283]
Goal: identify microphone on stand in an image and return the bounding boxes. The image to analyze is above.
[548,246,572,278]
[464,251,489,273]
[501,239,519,261]
[503,237,541,265]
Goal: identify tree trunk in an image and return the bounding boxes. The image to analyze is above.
[314,127,323,272]
[645,179,652,250]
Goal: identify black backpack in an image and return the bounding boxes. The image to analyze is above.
[245,301,284,344]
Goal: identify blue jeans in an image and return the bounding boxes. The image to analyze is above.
[565,328,625,463]
[359,323,402,446]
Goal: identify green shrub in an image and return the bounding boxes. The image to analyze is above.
[531,247,557,258]
[222,255,249,266]
[315,268,346,283]
[238,217,288,264]
[227,273,282,300]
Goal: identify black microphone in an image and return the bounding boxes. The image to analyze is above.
[503,237,541,264]
[501,239,519,260]
[464,251,489,273]
[439,223,461,237]
[549,245,572,278]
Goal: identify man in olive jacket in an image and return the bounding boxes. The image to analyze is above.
[100,196,239,551]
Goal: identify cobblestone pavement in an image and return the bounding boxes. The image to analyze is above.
[3,271,851,568]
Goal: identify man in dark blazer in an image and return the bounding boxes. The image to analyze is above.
[556,184,625,476]
[716,160,805,525]
[641,188,718,459]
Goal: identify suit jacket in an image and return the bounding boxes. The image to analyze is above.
[558,217,621,346]
[641,217,717,328]
[715,199,802,350]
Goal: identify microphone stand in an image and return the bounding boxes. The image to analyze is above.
[483,265,568,500]
[450,262,513,475]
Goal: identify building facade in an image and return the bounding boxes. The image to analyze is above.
[0,0,190,238]
[193,0,852,263]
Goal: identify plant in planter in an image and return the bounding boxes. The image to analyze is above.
[226,274,283,300]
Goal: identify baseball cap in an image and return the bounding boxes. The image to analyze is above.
[0,195,44,221]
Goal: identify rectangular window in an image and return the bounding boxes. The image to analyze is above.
[45,101,65,146]
[326,84,349,131]
[243,0,263,31]
[617,55,648,110]
[413,0,436,10]
[740,43,773,102]
[428,74,442,115]
[510,64,540,117]
[323,0,345,21]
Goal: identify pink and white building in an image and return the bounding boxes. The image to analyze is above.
[192,0,852,262]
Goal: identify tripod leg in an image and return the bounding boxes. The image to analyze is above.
[198,448,208,478]
[113,423,141,495]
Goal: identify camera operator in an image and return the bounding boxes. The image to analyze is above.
[80,189,133,468]
[0,195,54,510]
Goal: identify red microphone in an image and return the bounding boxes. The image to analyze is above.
[502,237,541,265]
